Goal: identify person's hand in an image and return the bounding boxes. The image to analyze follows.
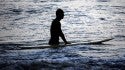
[65,42,71,45]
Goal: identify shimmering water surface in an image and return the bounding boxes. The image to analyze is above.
[0,0,125,69]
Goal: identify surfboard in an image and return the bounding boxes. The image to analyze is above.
[18,38,114,50]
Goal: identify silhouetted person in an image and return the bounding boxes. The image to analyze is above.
[49,9,70,45]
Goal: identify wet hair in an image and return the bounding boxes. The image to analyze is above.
[56,9,64,17]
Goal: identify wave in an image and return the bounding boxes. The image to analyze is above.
[111,6,125,9]
[115,35,125,38]
[96,0,111,2]
[0,8,23,16]
[113,12,125,15]
[40,0,75,2]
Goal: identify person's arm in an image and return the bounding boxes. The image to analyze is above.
[59,24,70,44]
[60,31,67,43]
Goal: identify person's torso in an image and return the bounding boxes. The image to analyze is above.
[51,19,61,36]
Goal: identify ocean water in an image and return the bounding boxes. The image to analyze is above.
[0,0,125,69]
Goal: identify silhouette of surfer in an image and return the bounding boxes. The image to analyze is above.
[49,9,71,45]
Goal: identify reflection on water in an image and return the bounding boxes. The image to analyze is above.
[0,0,125,43]
[0,0,125,69]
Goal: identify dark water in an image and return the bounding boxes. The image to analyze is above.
[0,0,125,70]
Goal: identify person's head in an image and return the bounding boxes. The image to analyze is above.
[56,8,64,19]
